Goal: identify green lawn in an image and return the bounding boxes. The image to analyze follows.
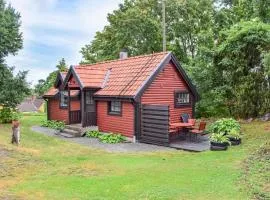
[0,114,269,200]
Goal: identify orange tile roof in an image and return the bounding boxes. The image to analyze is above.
[43,87,58,97]
[43,87,79,97]
[73,52,169,97]
[74,67,108,88]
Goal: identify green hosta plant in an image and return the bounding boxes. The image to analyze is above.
[210,133,231,145]
[98,133,125,144]
[208,118,240,134]
[41,120,65,131]
[227,128,241,140]
[86,130,101,138]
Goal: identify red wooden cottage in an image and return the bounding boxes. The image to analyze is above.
[43,51,199,145]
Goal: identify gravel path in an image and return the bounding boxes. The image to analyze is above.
[31,126,174,153]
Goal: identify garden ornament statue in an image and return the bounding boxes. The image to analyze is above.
[11,120,20,145]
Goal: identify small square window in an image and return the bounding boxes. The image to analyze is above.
[60,91,68,108]
[175,91,190,107]
[108,101,121,115]
[86,92,94,105]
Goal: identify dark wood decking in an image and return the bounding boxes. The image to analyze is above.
[169,135,210,152]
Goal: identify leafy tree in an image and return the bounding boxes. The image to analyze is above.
[34,58,68,96]
[34,79,46,96]
[0,0,22,62]
[0,0,30,110]
[81,0,214,64]
[56,58,68,71]
[215,20,270,118]
[80,0,270,118]
[0,64,30,108]
[81,0,163,64]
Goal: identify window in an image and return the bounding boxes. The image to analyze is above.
[108,101,121,115]
[175,91,190,107]
[60,91,68,108]
[86,92,94,105]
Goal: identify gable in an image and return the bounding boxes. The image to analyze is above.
[68,75,80,88]
[54,72,67,88]
[134,53,199,102]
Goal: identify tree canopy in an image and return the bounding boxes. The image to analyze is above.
[34,58,68,97]
[0,0,22,62]
[80,0,270,118]
[0,0,30,109]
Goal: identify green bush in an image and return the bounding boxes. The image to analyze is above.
[86,130,101,138]
[85,130,125,144]
[208,118,240,135]
[98,133,125,144]
[0,107,22,123]
[210,133,231,145]
[41,120,65,131]
[227,128,241,140]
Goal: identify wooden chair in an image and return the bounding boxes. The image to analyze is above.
[188,118,196,129]
[189,122,207,141]
[181,113,190,123]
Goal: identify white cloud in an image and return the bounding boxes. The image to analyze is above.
[6,0,123,86]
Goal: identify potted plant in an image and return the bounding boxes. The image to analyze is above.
[208,118,241,135]
[210,133,231,151]
[227,128,241,145]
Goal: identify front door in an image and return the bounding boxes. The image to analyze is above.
[83,91,96,126]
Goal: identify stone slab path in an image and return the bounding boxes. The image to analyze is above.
[31,126,174,153]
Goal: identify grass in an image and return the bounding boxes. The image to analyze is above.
[0,114,269,200]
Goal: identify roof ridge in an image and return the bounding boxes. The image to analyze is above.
[75,67,108,70]
[77,51,169,68]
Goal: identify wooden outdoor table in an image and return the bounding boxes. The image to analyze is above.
[170,122,194,141]
[170,122,193,128]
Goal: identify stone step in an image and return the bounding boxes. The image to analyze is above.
[60,132,75,138]
[62,128,81,137]
[65,125,83,132]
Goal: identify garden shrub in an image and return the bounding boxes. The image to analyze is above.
[41,120,65,131]
[86,130,101,138]
[98,133,125,144]
[0,107,21,123]
[208,118,240,135]
[227,128,241,140]
[85,130,125,144]
[210,133,231,145]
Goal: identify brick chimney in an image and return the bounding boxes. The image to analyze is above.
[119,48,128,59]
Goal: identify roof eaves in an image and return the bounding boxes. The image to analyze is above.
[171,54,200,101]
[54,72,62,88]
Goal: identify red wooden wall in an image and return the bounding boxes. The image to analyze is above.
[141,61,193,124]
[48,98,80,124]
[97,101,134,137]
[70,100,80,111]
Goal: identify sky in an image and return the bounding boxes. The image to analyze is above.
[6,0,123,86]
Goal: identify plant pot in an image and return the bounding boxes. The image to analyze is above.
[229,137,241,145]
[210,141,229,151]
[12,120,20,128]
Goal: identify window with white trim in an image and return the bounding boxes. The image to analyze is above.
[108,101,121,115]
[60,91,68,108]
[86,92,94,105]
[175,91,190,106]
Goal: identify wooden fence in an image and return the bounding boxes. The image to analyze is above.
[140,104,169,146]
